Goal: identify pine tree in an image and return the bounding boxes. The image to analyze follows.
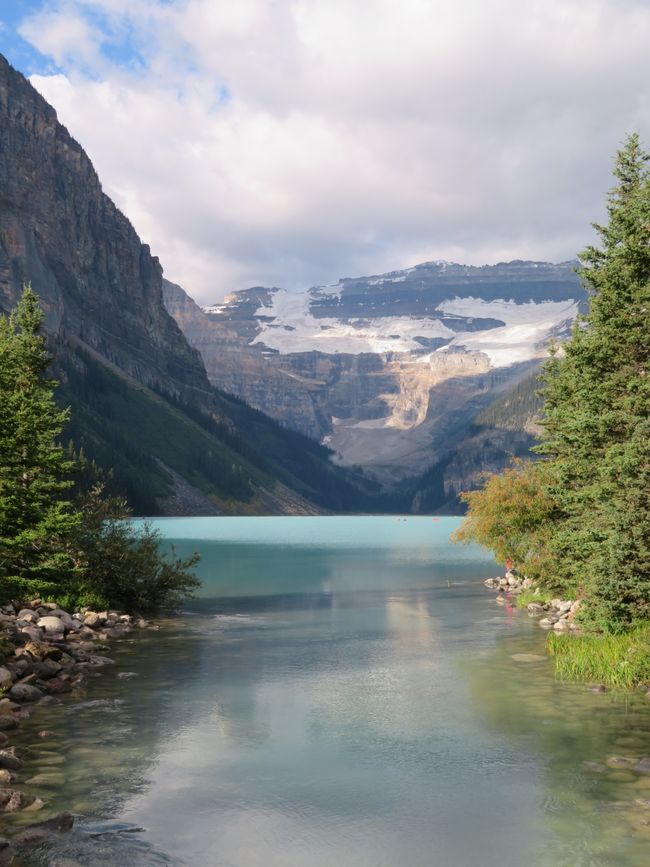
[456,134,650,632]
[0,285,81,600]
[535,133,650,627]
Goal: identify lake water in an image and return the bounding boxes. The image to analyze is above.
[9,516,650,866]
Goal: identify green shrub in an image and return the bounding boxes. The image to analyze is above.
[70,485,200,614]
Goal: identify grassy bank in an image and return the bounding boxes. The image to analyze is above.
[547,626,650,689]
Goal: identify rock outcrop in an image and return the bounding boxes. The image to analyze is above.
[0,53,377,516]
[164,261,586,493]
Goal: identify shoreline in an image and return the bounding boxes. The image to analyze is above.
[0,598,152,860]
[483,570,582,633]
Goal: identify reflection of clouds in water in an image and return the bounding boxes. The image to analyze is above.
[119,584,538,867]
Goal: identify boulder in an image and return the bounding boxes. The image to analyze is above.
[82,612,103,628]
[48,610,74,628]
[33,659,62,680]
[9,683,42,703]
[44,676,72,695]
[0,751,22,771]
[526,603,546,616]
[36,616,66,634]
[0,669,12,690]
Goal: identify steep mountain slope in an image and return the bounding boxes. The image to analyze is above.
[164,261,585,486]
[0,53,382,516]
[406,370,543,513]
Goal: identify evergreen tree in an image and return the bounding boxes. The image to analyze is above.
[457,134,650,632]
[536,134,650,627]
[0,285,81,600]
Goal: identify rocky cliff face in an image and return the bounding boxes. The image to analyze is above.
[164,261,585,488]
[0,54,208,396]
[0,54,379,517]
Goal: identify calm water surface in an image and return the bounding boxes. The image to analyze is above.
[9,517,650,866]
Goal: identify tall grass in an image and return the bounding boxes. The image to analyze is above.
[547,626,650,689]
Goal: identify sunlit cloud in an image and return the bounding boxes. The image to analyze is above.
[7,0,650,301]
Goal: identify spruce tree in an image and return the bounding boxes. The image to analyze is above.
[0,285,81,600]
[537,134,650,627]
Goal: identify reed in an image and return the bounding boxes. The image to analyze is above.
[547,626,650,689]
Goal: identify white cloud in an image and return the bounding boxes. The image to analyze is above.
[17,0,650,301]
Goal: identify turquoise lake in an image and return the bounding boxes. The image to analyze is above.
[13,516,650,866]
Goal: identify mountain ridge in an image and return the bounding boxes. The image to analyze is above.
[163,259,585,499]
[0,52,384,516]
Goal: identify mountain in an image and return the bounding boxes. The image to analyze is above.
[0,53,385,516]
[163,261,585,503]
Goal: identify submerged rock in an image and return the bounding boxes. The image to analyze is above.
[510,653,547,663]
[606,756,636,769]
[13,811,74,847]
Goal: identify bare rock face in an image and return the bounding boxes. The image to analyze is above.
[164,260,585,490]
[0,54,209,397]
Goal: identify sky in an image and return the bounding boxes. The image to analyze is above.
[1,1,650,304]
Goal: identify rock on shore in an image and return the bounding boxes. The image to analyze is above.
[483,572,581,632]
[0,598,146,856]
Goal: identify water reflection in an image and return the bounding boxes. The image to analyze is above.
[466,621,650,866]
[10,517,650,866]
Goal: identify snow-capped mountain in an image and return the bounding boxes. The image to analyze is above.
[164,259,585,490]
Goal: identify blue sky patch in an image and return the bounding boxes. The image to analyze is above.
[0,1,59,75]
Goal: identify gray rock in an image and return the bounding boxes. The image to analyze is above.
[634,758,650,774]
[526,603,546,616]
[33,659,62,680]
[0,751,22,771]
[89,656,115,667]
[0,717,17,732]
[36,616,66,634]
[12,811,74,846]
[539,617,556,629]
[17,609,36,622]
[0,669,12,690]
[8,683,42,703]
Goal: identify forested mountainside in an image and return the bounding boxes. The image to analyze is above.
[0,53,385,516]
